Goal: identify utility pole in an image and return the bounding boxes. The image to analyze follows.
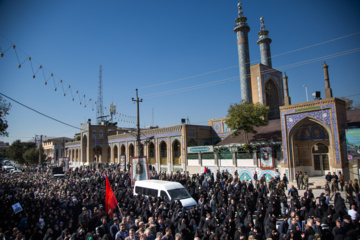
[97,65,104,124]
[132,89,143,157]
[38,135,43,165]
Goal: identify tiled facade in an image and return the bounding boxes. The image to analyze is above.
[280,98,348,179]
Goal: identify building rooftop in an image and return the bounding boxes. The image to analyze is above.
[347,109,360,128]
[217,109,360,145]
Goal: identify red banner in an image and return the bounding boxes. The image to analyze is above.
[105,174,118,218]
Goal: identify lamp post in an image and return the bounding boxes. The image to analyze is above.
[303,85,308,102]
[230,145,238,167]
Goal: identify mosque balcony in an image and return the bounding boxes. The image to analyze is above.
[257,36,272,45]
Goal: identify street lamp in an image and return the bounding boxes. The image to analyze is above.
[303,85,308,102]
[230,145,238,167]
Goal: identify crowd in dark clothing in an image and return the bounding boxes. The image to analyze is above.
[0,164,360,240]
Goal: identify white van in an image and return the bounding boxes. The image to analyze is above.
[2,165,14,172]
[134,180,197,209]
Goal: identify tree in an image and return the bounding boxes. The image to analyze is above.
[6,140,36,164]
[225,100,270,144]
[23,147,45,165]
[340,97,354,110]
[339,97,360,110]
[0,96,11,137]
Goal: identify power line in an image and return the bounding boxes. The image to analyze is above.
[1,31,359,113]
[143,76,238,98]
[142,48,360,99]
[0,92,81,130]
[139,32,360,90]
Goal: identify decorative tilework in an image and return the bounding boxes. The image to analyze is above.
[213,121,222,133]
[234,169,275,183]
[257,76,261,103]
[189,129,195,137]
[99,130,104,140]
[223,122,229,132]
[281,103,341,165]
[108,131,182,143]
[294,123,329,140]
[239,172,252,182]
[237,31,252,102]
[286,109,331,132]
[213,132,231,138]
[171,136,181,143]
[158,138,168,144]
[260,43,272,68]
[259,170,275,182]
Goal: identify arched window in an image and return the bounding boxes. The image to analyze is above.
[172,140,181,165]
[129,144,134,157]
[113,145,118,162]
[265,79,280,119]
[107,146,111,162]
[82,135,87,163]
[148,142,155,164]
[120,145,126,155]
[160,141,167,165]
[139,143,144,157]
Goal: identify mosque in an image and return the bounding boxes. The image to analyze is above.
[65,3,360,182]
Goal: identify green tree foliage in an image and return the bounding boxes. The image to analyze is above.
[6,140,36,164]
[23,147,45,165]
[225,100,270,143]
[0,96,11,137]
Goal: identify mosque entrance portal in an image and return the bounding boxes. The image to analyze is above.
[290,118,330,177]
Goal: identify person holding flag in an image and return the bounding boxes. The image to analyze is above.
[105,173,118,219]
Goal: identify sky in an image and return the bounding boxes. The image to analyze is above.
[1,0,360,144]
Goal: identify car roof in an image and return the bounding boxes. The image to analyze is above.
[134,180,184,190]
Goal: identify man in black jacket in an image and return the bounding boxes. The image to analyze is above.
[332,219,344,238]
[110,217,120,240]
[312,218,322,237]
[325,172,332,183]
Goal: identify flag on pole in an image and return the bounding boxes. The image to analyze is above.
[105,174,118,218]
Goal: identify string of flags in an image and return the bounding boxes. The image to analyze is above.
[113,113,136,124]
[0,40,137,125]
[1,43,95,110]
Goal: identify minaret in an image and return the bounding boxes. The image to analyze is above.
[323,61,333,98]
[283,73,291,106]
[257,17,272,68]
[234,2,252,103]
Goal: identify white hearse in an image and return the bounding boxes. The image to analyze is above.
[134,180,197,209]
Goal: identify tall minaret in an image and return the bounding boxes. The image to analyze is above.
[257,17,272,68]
[323,61,333,98]
[283,73,291,106]
[234,2,252,103]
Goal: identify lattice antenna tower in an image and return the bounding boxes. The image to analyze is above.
[96,65,104,124]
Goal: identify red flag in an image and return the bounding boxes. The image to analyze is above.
[105,174,118,218]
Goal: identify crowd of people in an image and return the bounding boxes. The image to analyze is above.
[0,164,360,240]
